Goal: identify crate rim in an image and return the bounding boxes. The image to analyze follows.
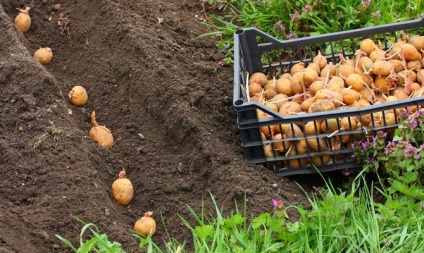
[234,17,424,49]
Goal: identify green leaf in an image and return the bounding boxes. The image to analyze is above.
[224,213,246,228]
[194,224,215,238]
[252,213,271,229]
[55,234,78,252]
[392,135,402,142]
[405,163,415,171]
[78,237,98,253]
[403,171,418,183]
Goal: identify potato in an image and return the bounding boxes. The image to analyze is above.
[250,95,263,103]
[372,61,393,76]
[291,72,305,94]
[291,93,305,104]
[309,80,325,96]
[340,116,358,130]
[279,101,303,116]
[281,73,292,79]
[386,45,402,60]
[379,112,396,126]
[374,76,393,93]
[340,88,360,105]
[391,87,409,100]
[273,124,288,135]
[312,88,329,100]
[308,99,336,113]
[360,113,372,126]
[287,157,309,168]
[112,170,134,206]
[264,102,278,112]
[261,132,266,142]
[250,72,268,86]
[346,73,364,91]
[307,137,328,152]
[295,140,308,154]
[388,59,405,73]
[326,76,345,92]
[311,154,331,166]
[290,62,305,74]
[354,67,373,87]
[385,95,398,102]
[264,144,275,158]
[300,96,316,112]
[248,82,262,97]
[303,68,319,86]
[264,79,277,91]
[417,69,424,85]
[320,63,337,79]
[320,118,339,133]
[369,48,385,62]
[270,93,289,110]
[336,63,355,78]
[395,69,417,85]
[306,62,321,75]
[272,133,290,152]
[357,56,374,73]
[263,88,277,100]
[283,124,304,139]
[406,60,422,71]
[261,125,274,138]
[408,35,424,51]
[313,51,328,70]
[360,38,376,55]
[412,87,424,97]
[315,89,343,106]
[276,77,294,96]
[409,82,421,93]
[358,86,375,103]
[304,121,322,135]
[286,146,309,168]
[401,43,421,61]
[340,131,351,144]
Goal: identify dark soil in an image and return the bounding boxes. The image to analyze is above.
[0,1,321,252]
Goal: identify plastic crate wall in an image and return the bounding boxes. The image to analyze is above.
[233,18,424,176]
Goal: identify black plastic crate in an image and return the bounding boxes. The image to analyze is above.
[233,18,424,176]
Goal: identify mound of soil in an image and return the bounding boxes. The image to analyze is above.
[0,1,315,252]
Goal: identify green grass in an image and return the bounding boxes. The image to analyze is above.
[177,175,424,253]
[56,173,424,252]
[199,0,424,65]
[55,217,125,253]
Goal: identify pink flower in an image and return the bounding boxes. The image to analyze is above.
[286,32,297,39]
[218,58,226,67]
[372,10,381,19]
[342,169,350,177]
[361,0,371,10]
[290,11,301,21]
[274,20,286,31]
[302,4,312,14]
[272,199,284,210]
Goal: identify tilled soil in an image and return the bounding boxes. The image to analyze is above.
[0,1,314,252]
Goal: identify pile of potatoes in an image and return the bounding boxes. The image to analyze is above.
[248,33,424,169]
